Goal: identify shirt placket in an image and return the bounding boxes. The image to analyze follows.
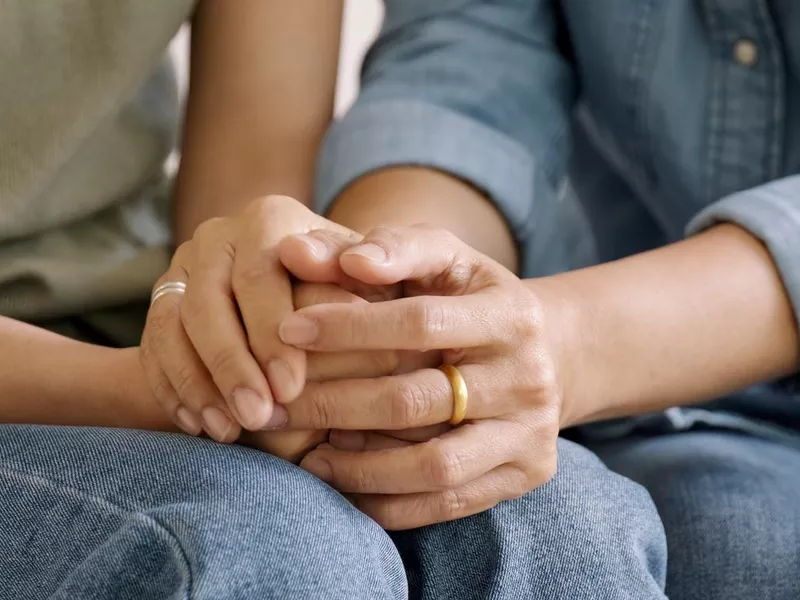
[701,0,785,203]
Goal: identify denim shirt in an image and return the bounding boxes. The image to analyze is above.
[316,0,800,438]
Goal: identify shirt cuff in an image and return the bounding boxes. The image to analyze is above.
[315,99,539,243]
[687,176,800,382]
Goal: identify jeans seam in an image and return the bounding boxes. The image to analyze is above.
[1,466,194,599]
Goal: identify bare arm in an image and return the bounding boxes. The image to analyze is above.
[328,167,519,272]
[330,170,798,426]
[0,318,172,430]
[174,0,343,242]
[539,223,799,427]
[0,0,342,430]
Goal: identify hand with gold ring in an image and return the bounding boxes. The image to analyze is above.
[273,225,563,530]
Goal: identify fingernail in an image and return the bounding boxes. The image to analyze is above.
[329,430,366,451]
[279,316,318,346]
[201,407,234,442]
[232,388,271,430]
[261,404,288,429]
[175,406,202,436]
[346,243,387,264]
[303,457,332,482]
[300,235,330,259]
[267,360,299,403]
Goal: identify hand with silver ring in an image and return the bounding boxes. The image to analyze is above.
[273,225,564,529]
[140,194,364,458]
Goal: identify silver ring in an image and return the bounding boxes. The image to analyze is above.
[150,281,187,306]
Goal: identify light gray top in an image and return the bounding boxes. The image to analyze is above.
[0,0,194,320]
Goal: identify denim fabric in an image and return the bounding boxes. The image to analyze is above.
[0,426,667,599]
[592,431,800,599]
[315,0,800,394]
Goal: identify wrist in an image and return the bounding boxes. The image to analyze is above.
[524,276,591,429]
[102,348,177,432]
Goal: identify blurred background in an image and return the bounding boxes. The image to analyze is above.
[169,0,383,116]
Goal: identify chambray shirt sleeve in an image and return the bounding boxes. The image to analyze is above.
[315,0,576,247]
[687,175,800,382]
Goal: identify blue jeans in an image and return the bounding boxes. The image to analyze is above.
[2,425,799,599]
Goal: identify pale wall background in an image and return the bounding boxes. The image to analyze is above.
[169,0,383,115]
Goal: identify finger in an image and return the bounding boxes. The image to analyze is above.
[300,419,514,494]
[280,292,512,352]
[232,198,308,407]
[376,424,452,442]
[338,225,503,291]
[146,287,240,442]
[306,350,401,382]
[142,253,203,437]
[286,364,504,430]
[180,224,278,431]
[279,229,362,285]
[328,430,413,451]
[284,232,400,303]
[293,282,364,309]
[328,425,451,450]
[239,429,328,464]
[306,347,441,382]
[294,283,397,381]
[139,340,189,434]
[352,464,528,530]
[294,282,427,381]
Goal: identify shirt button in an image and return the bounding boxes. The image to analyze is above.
[733,38,758,67]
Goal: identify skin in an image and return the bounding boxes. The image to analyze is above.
[140,0,349,457]
[257,165,800,530]
[173,0,343,238]
[1,1,352,462]
[4,1,796,533]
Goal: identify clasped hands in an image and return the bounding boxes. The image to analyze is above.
[140,196,565,529]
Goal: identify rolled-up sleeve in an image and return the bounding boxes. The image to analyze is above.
[687,175,800,382]
[315,0,576,246]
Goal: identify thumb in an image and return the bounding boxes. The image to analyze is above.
[279,229,362,284]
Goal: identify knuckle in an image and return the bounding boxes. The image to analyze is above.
[534,361,560,398]
[533,455,558,489]
[172,362,199,399]
[192,217,224,242]
[392,379,434,426]
[206,344,243,383]
[425,442,465,489]
[439,488,468,520]
[306,387,337,429]
[347,465,376,493]
[232,260,271,293]
[372,350,400,376]
[406,302,446,350]
[248,194,297,221]
[431,258,480,295]
[513,296,544,340]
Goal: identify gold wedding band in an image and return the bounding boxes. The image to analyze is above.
[439,364,469,426]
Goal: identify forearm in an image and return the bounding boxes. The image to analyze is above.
[328,167,519,272]
[536,224,800,427]
[0,318,173,431]
[174,0,342,242]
